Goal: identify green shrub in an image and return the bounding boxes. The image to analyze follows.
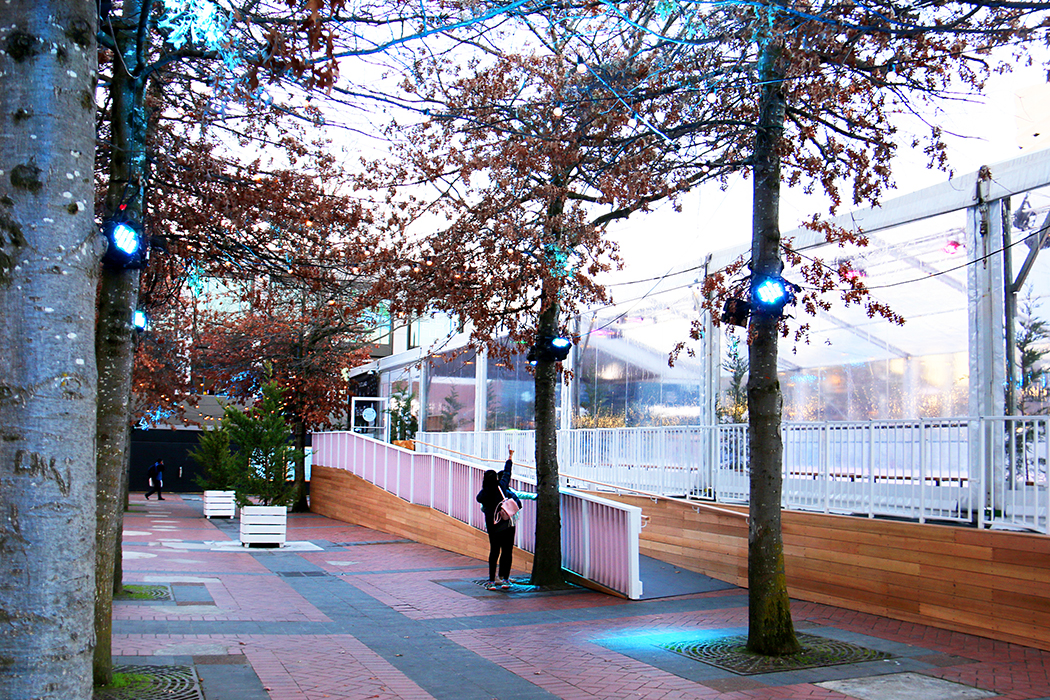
[190,426,242,491]
[224,381,302,507]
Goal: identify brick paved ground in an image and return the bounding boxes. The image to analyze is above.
[113,494,1050,700]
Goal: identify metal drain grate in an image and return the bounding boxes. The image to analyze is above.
[115,584,172,601]
[277,571,328,577]
[659,633,893,675]
[94,665,201,700]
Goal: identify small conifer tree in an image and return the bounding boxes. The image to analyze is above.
[386,383,419,442]
[1017,292,1050,416]
[224,382,302,507]
[190,427,242,491]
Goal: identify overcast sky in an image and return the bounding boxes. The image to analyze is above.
[602,57,1050,292]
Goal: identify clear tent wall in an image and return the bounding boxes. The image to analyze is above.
[355,154,1050,429]
[346,150,1050,532]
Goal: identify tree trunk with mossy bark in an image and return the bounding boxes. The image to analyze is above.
[0,2,100,698]
[530,289,564,587]
[746,36,801,658]
[94,0,148,685]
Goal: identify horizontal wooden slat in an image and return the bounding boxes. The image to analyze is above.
[591,492,1050,652]
[240,533,287,543]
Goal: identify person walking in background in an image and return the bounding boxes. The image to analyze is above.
[145,459,165,500]
[476,448,535,589]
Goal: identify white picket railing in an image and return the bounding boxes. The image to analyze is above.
[312,431,644,599]
[984,415,1050,533]
[418,415,1050,535]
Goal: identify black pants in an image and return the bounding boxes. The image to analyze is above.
[487,525,515,581]
[145,479,163,499]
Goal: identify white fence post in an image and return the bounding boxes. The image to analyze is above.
[1044,417,1049,535]
[979,417,987,529]
[919,419,927,523]
[822,424,830,515]
[867,422,875,518]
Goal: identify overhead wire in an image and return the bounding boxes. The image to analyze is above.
[789,222,1048,293]
[577,211,1049,343]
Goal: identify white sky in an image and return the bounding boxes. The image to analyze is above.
[315,35,1050,296]
[312,36,1050,369]
[578,54,1050,371]
[601,58,1050,292]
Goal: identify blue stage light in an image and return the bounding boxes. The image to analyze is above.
[751,276,797,316]
[132,309,148,331]
[529,335,573,364]
[101,217,148,269]
[550,336,571,350]
[112,223,140,255]
[754,278,788,306]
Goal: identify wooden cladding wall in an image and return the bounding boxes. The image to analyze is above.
[599,494,1050,651]
[310,465,534,570]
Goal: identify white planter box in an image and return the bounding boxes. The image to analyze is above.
[202,490,237,519]
[239,505,287,546]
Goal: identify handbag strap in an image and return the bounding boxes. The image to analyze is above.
[493,484,507,523]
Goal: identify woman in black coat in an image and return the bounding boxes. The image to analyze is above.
[476,448,533,589]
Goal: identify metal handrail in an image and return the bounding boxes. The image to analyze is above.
[416,417,1049,535]
[414,439,747,521]
[313,431,645,598]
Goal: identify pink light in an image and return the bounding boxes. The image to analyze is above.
[943,240,964,255]
[843,268,867,280]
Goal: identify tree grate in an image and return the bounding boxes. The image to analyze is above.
[94,665,202,700]
[115,584,172,601]
[659,633,893,675]
[472,577,579,594]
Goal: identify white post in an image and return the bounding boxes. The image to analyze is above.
[1044,417,1049,535]
[978,417,987,528]
[408,449,414,504]
[967,182,1007,517]
[447,458,453,518]
[867,421,875,518]
[919,419,927,523]
[579,499,590,579]
[694,269,720,498]
[473,349,487,433]
[822,425,830,514]
[418,359,429,434]
[561,342,576,431]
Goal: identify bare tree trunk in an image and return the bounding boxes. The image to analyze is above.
[113,438,129,597]
[291,418,309,512]
[95,0,147,684]
[94,266,139,685]
[0,2,100,698]
[746,36,801,658]
[530,295,564,586]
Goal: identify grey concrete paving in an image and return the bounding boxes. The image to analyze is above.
[818,672,998,700]
[113,495,1050,700]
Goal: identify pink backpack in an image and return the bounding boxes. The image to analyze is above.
[494,485,520,523]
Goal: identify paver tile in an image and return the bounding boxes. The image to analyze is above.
[112,494,1050,700]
